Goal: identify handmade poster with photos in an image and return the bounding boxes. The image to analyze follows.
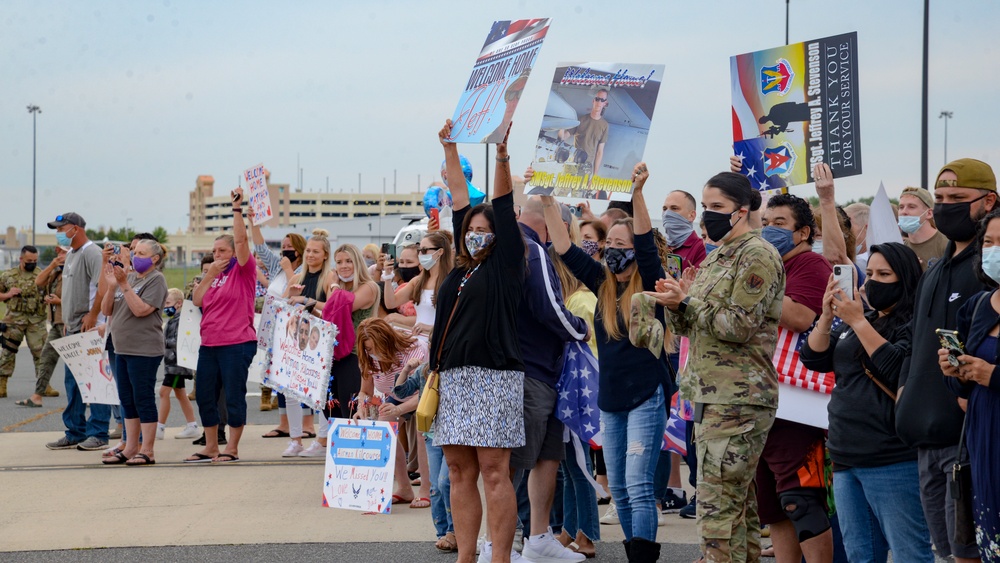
[51,331,119,405]
[525,62,664,201]
[261,301,338,411]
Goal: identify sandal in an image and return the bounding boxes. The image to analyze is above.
[435,532,458,553]
[409,497,431,509]
[262,429,290,438]
[15,398,42,408]
[126,452,155,466]
[102,452,128,465]
[102,445,125,458]
[212,453,240,463]
[391,494,414,504]
[302,430,316,439]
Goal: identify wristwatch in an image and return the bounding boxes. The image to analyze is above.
[677,296,691,314]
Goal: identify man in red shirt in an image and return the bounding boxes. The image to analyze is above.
[661,190,707,273]
[759,193,835,562]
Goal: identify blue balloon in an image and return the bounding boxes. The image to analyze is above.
[440,155,485,207]
[423,185,453,217]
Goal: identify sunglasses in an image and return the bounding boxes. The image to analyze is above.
[594,96,608,103]
[418,247,441,255]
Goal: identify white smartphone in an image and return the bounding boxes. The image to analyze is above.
[832,264,855,300]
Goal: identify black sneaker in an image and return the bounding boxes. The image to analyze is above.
[679,494,697,519]
[192,433,206,446]
[661,488,688,514]
[218,433,228,445]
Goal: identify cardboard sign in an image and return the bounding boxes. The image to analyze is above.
[731,32,862,189]
[176,300,202,371]
[257,294,284,349]
[261,301,338,411]
[322,419,398,513]
[525,62,665,201]
[51,331,119,405]
[447,19,551,144]
[244,163,273,224]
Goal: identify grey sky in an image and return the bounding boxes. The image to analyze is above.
[2,0,997,235]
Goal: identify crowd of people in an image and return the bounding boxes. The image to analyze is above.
[1,119,998,562]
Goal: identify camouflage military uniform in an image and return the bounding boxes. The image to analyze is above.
[0,267,48,395]
[34,267,64,397]
[666,230,785,563]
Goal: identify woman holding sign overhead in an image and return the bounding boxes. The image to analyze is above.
[184,187,258,464]
[430,119,525,563]
[99,239,168,466]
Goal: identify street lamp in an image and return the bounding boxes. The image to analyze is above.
[126,218,132,241]
[939,110,954,164]
[27,105,41,246]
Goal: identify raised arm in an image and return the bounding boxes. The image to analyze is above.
[492,123,513,200]
[231,187,251,266]
[439,120,470,211]
[814,163,851,267]
[631,163,651,235]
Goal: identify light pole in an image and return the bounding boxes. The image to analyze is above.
[939,110,953,164]
[27,105,41,246]
[125,218,132,241]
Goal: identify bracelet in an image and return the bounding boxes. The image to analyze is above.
[815,329,831,335]
[495,155,510,162]
[232,207,242,213]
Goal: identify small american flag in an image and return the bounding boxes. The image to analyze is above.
[772,322,840,394]
[662,391,690,456]
[556,341,602,448]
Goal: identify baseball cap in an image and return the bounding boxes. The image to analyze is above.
[935,158,997,192]
[899,187,933,209]
[47,212,86,229]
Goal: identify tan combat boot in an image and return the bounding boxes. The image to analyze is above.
[260,386,272,411]
[0,377,7,398]
[43,385,60,397]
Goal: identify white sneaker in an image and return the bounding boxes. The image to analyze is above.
[600,502,619,525]
[512,550,534,562]
[522,532,585,562]
[513,528,523,553]
[298,441,325,457]
[658,510,665,527]
[282,441,304,457]
[156,425,165,440]
[175,424,200,439]
[477,540,492,563]
[476,534,487,555]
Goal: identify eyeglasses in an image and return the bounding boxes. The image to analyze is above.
[418,247,440,255]
[594,96,608,103]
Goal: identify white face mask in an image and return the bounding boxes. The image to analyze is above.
[812,240,824,254]
[338,273,355,283]
[418,254,438,270]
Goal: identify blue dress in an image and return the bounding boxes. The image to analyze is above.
[969,336,1000,561]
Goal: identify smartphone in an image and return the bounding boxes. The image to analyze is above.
[570,205,583,218]
[935,329,965,367]
[665,254,683,280]
[832,264,855,300]
[380,243,396,259]
[429,208,440,225]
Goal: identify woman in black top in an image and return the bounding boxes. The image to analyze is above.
[800,242,933,563]
[535,163,671,561]
[429,120,525,563]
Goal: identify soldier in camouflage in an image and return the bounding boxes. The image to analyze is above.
[647,172,785,563]
[15,247,67,406]
[0,246,48,399]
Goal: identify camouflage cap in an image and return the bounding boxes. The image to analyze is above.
[936,158,996,192]
[629,293,663,359]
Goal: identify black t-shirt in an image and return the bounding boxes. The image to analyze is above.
[301,269,326,302]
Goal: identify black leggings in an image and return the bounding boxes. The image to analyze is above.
[324,353,361,420]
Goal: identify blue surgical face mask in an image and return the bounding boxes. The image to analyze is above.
[812,240,824,254]
[55,228,75,247]
[662,210,694,248]
[898,215,922,234]
[761,226,797,257]
[705,243,719,254]
[982,246,1000,283]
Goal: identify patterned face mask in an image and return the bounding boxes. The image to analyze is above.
[581,240,601,257]
[465,231,495,257]
[604,247,636,274]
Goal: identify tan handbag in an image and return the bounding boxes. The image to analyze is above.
[415,296,461,433]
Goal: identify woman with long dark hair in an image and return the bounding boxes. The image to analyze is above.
[801,242,934,562]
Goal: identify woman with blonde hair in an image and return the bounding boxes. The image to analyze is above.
[355,318,431,507]
[383,230,455,341]
[531,162,672,561]
[298,242,380,457]
[276,229,335,457]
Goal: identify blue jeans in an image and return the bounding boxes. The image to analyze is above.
[106,344,123,426]
[562,440,601,541]
[653,354,680,501]
[63,364,111,443]
[424,435,454,538]
[833,461,934,563]
[601,385,666,542]
[115,354,162,423]
[195,341,255,428]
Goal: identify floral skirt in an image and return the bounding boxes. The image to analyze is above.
[433,366,525,449]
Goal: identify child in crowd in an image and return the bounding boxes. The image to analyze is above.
[157,288,200,440]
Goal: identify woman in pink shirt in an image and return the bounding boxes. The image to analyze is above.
[184,188,257,464]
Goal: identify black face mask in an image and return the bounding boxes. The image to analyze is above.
[23,262,37,272]
[398,266,420,283]
[864,279,904,312]
[281,250,299,262]
[703,209,741,243]
[604,247,636,274]
[933,195,988,242]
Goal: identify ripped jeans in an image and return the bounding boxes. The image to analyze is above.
[600,385,665,542]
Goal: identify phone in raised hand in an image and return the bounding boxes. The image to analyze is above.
[832,264,855,300]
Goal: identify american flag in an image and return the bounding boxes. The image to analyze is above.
[556,341,602,448]
[772,322,840,394]
[662,391,690,456]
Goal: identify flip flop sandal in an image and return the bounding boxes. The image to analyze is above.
[301,431,316,438]
[126,453,155,466]
[261,429,290,438]
[391,494,414,504]
[102,452,128,465]
[409,497,431,509]
[102,445,125,458]
[15,399,42,408]
[184,452,214,464]
[435,533,458,553]
[212,453,240,463]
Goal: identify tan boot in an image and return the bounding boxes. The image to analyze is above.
[260,386,272,411]
[43,385,60,397]
[0,377,8,398]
